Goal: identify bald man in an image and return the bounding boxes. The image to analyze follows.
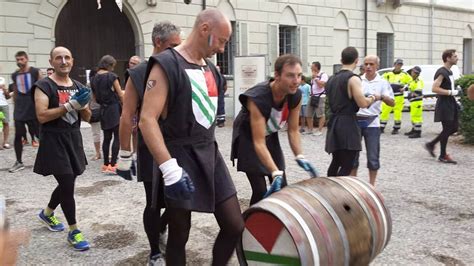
[128,55,142,69]
[33,46,91,251]
[350,55,394,186]
[139,9,244,265]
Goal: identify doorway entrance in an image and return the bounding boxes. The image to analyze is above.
[55,0,136,84]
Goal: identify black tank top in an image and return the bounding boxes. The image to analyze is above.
[326,69,360,116]
[33,77,83,130]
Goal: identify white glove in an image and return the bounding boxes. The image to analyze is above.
[159,158,184,186]
[450,90,459,96]
[64,100,82,112]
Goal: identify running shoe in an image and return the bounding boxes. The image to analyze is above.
[3,143,11,149]
[32,140,39,147]
[149,253,165,266]
[67,229,90,251]
[8,161,25,173]
[106,164,117,174]
[424,143,436,158]
[438,154,457,164]
[37,210,65,232]
[101,164,109,173]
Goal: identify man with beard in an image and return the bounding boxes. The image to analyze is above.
[33,46,91,251]
[9,51,42,172]
[231,54,318,205]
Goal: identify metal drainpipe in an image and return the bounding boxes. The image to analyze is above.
[364,0,368,57]
[202,0,206,10]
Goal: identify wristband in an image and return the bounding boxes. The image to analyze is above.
[271,170,284,178]
[119,150,132,158]
[64,102,73,112]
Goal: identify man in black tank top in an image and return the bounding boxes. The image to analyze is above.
[33,46,92,251]
[424,49,461,164]
[139,9,244,265]
[231,54,318,205]
[325,47,381,176]
[9,51,42,173]
[117,21,181,264]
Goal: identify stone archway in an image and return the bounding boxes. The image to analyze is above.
[54,0,137,84]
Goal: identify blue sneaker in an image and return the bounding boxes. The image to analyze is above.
[68,229,90,251]
[38,210,65,232]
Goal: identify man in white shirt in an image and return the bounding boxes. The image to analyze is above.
[350,55,394,186]
[305,61,328,136]
[0,76,11,149]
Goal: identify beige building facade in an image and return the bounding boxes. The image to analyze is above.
[0,0,473,116]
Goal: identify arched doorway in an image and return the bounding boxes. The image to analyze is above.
[55,0,135,84]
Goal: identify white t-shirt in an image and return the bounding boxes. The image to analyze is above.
[311,71,329,95]
[357,73,394,127]
[0,77,7,106]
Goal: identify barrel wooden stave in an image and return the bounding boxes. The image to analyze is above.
[238,176,392,266]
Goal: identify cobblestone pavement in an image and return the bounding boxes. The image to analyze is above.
[1,111,473,265]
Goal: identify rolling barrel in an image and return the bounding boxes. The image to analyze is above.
[237,176,392,266]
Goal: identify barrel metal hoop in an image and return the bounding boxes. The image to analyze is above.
[330,178,378,261]
[345,177,390,249]
[296,186,350,266]
[279,189,335,266]
[265,198,320,266]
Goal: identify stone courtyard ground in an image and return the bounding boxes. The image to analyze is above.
[1,111,473,265]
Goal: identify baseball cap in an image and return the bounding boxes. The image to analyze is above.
[394,59,403,65]
[410,66,421,74]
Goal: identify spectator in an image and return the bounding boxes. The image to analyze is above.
[306,61,328,136]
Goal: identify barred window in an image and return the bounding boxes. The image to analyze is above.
[279,25,297,55]
[217,21,236,75]
[377,33,394,69]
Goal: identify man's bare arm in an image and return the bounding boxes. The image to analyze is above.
[248,99,279,173]
[287,100,303,156]
[34,88,68,124]
[79,107,91,122]
[349,76,377,108]
[113,79,124,103]
[432,75,450,96]
[139,64,171,165]
[119,79,139,151]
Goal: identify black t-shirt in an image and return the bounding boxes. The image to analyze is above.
[11,67,40,121]
[434,67,457,122]
[90,72,120,105]
[231,81,302,174]
[33,77,83,129]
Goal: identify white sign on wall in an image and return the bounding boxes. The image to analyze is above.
[233,55,267,118]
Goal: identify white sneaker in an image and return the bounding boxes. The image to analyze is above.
[149,253,165,266]
[159,229,168,255]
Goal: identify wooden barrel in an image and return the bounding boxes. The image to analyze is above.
[236,176,392,266]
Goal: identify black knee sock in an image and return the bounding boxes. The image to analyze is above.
[51,174,77,225]
[212,196,245,266]
[143,182,161,256]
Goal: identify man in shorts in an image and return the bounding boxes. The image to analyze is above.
[305,61,328,136]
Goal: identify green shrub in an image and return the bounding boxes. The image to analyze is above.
[455,74,474,144]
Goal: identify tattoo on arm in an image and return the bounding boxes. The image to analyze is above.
[146,80,156,91]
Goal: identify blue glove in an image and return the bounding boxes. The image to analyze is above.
[263,171,284,198]
[164,169,195,201]
[65,88,91,111]
[296,155,319,178]
[159,158,195,201]
[116,150,135,181]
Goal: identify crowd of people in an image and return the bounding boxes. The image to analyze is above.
[1,8,473,266]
